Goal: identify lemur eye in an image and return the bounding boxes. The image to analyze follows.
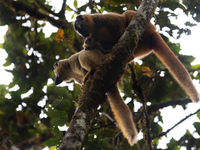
[54,61,59,68]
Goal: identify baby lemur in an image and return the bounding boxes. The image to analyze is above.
[74,10,200,102]
[54,50,138,146]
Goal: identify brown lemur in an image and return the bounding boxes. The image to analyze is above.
[74,10,200,102]
[54,49,138,146]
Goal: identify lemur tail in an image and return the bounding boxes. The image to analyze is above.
[107,85,138,146]
[153,33,200,102]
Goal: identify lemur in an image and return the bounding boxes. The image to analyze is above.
[74,10,200,102]
[54,49,138,145]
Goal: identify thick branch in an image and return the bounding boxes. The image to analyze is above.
[59,0,159,149]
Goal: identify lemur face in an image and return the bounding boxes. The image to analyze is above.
[74,15,93,38]
[53,60,71,85]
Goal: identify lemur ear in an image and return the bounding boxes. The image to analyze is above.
[54,76,62,85]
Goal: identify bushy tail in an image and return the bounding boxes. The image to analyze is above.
[152,33,200,102]
[107,85,138,145]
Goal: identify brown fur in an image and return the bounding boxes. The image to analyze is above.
[54,51,85,84]
[107,85,138,145]
[54,49,138,146]
[74,10,200,102]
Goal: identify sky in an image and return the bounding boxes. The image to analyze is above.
[0,1,200,149]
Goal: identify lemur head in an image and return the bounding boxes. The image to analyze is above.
[74,15,93,38]
[74,10,136,50]
[53,59,72,85]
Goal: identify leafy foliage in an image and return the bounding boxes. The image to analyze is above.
[0,0,200,149]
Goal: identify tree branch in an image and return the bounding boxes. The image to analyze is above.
[153,107,200,139]
[0,0,70,29]
[135,99,192,128]
[59,0,159,149]
[147,98,191,114]
[132,98,192,140]
[35,0,67,19]
[129,64,153,150]
[58,0,67,19]
[34,0,59,17]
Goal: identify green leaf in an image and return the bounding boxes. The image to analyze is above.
[49,146,56,150]
[43,137,60,147]
[167,138,180,150]
[74,0,78,8]
[192,64,200,70]
[48,109,68,126]
[0,43,3,49]
[193,122,200,135]
[66,5,73,11]
[71,14,75,19]
[51,126,63,138]
[0,85,8,100]
[197,112,200,120]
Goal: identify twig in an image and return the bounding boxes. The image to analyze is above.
[58,0,67,19]
[35,0,66,19]
[147,98,191,114]
[153,107,200,139]
[101,112,115,123]
[34,0,58,16]
[135,98,192,127]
